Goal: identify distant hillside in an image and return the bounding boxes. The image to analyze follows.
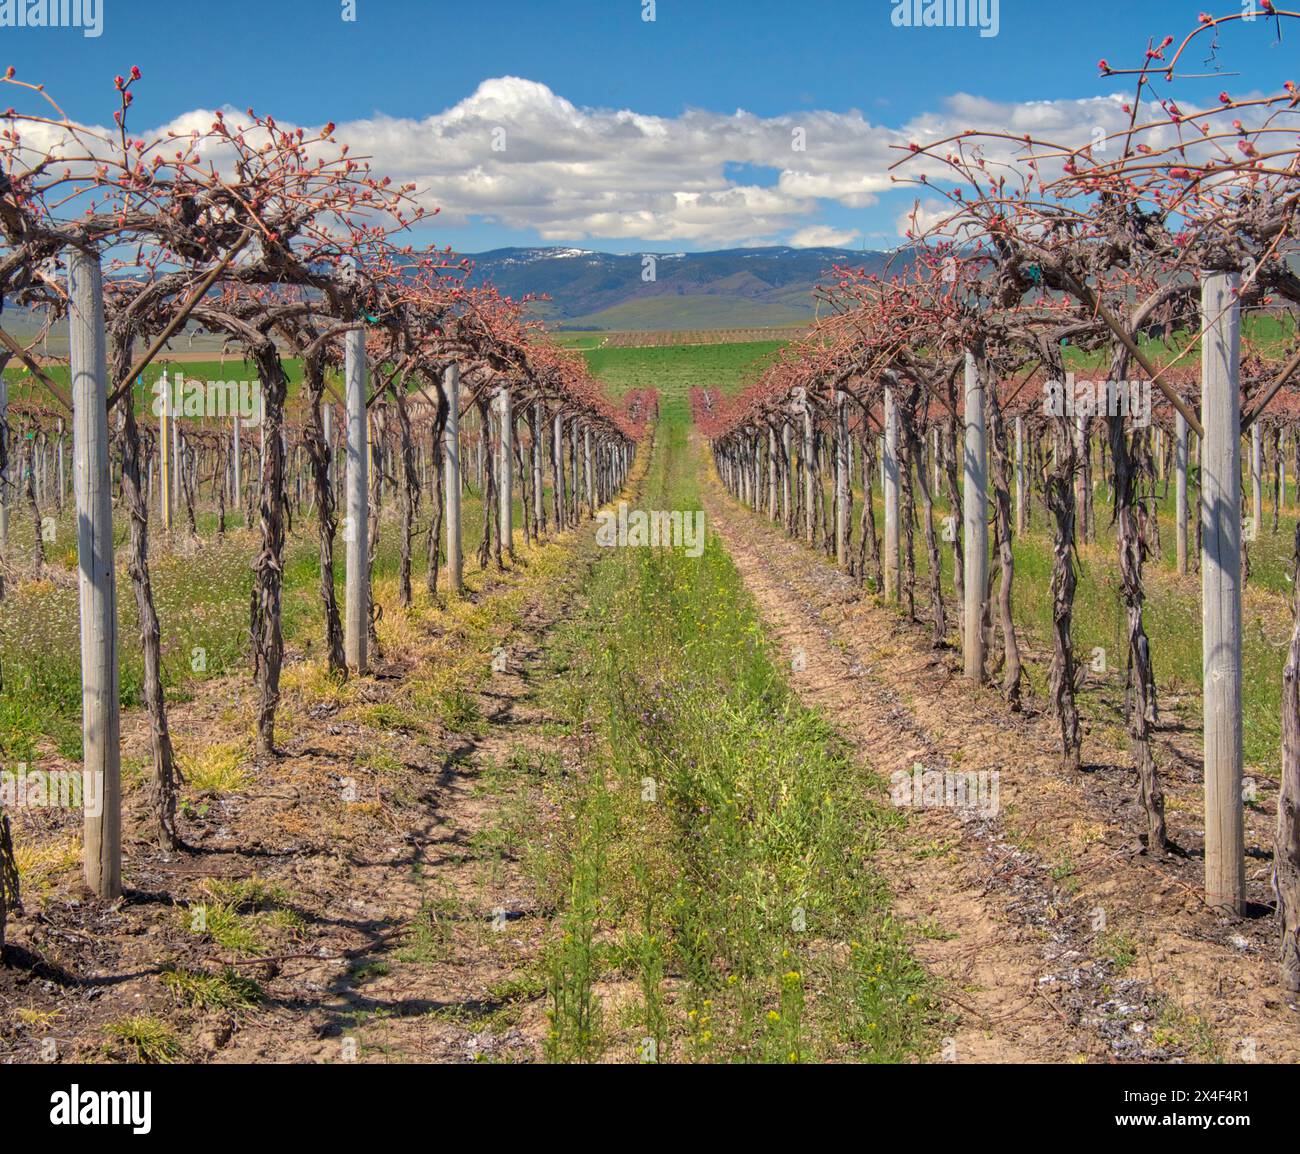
[462,246,901,331]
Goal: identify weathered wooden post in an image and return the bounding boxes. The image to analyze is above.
[569,421,580,527]
[802,399,816,545]
[931,424,940,497]
[748,434,758,509]
[56,417,65,509]
[497,383,513,555]
[172,381,181,523]
[781,420,793,532]
[963,349,988,682]
[443,364,463,594]
[1201,271,1244,914]
[0,372,9,552]
[552,411,564,529]
[1075,414,1088,542]
[344,326,368,673]
[1280,430,1288,514]
[1014,414,1026,536]
[883,387,900,600]
[583,426,594,516]
[1176,410,1189,576]
[1251,421,1263,543]
[767,427,779,520]
[69,247,121,900]
[835,390,850,566]
[532,403,545,535]
[232,411,241,511]
[159,371,172,534]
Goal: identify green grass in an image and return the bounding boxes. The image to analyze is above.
[160,966,264,1012]
[582,340,783,406]
[566,296,809,332]
[102,1016,183,1063]
[1059,312,1296,371]
[3,356,325,413]
[811,452,1291,774]
[537,390,937,1063]
[0,462,505,760]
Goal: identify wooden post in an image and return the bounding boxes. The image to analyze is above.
[931,424,940,497]
[963,349,988,682]
[497,384,513,554]
[781,421,793,531]
[803,402,816,545]
[743,431,754,504]
[1176,410,1189,576]
[1014,414,1026,536]
[1201,271,1244,914]
[767,427,779,521]
[172,380,181,524]
[1251,421,1263,542]
[835,390,850,566]
[569,421,580,526]
[232,411,241,512]
[584,426,594,516]
[344,327,368,673]
[0,372,9,552]
[552,411,564,529]
[1075,414,1088,542]
[883,387,900,600]
[443,364,463,594]
[1281,429,1288,512]
[68,247,121,900]
[159,372,172,534]
[532,403,545,535]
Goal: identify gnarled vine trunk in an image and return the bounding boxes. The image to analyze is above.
[249,344,289,757]
[303,353,346,676]
[1107,350,1166,854]
[113,335,181,846]
[0,811,18,961]
[1277,522,1300,990]
[393,385,421,609]
[426,377,449,598]
[987,395,1022,708]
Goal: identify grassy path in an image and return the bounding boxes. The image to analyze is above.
[534,402,936,1062]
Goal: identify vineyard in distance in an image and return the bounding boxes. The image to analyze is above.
[4,3,1300,1119]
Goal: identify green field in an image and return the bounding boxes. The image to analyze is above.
[581,340,784,405]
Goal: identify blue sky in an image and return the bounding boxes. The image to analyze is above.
[7,0,1295,252]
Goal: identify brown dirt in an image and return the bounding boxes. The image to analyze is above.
[702,453,1300,1064]
[0,531,602,1065]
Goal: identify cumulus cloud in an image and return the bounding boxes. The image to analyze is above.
[16,77,1180,247]
[789,225,862,248]
[310,81,1144,245]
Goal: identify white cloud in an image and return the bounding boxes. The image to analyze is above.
[15,79,1229,246]
[788,225,861,248]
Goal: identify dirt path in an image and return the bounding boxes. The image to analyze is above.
[0,527,605,1065]
[218,553,597,1064]
[701,449,1300,1064]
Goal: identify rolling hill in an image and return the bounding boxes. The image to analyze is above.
[462,245,901,331]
